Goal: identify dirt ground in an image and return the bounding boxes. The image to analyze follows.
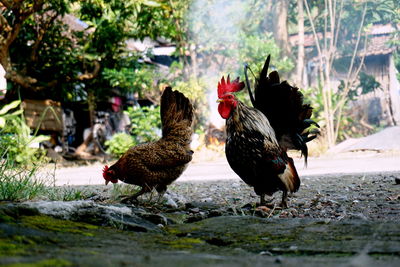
[1,151,400,266]
[50,150,400,221]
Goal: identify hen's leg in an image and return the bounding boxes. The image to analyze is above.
[155,184,167,202]
[120,187,149,204]
[281,190,288,209]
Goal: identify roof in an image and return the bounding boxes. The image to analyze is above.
[289,24,398,56]
[359,34,395,56]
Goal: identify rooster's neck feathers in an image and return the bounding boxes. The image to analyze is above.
[227,101,278,145]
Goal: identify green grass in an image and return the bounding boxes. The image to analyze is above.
[0,159,47,201]
[46,186,92,201]
[0,155,92,202]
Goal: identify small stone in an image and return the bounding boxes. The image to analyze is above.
[395,178,400,185]
[275,256,283,263]
[165,198,178,208]
[259,250,273,256]
[189,207,200,213]
[200,197,213,203]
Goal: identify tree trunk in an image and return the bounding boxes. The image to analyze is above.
[296,0,305,86]
[87,89,96,127]
[273,0,291,57]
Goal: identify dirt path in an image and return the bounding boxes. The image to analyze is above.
[52,152,400,186]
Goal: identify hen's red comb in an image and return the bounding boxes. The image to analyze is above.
[218,75,245,98]
[102,165,109,179]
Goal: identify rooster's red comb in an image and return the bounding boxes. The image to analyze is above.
[218,75,245,98]
[102,165,109,179]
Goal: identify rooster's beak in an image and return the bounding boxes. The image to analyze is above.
[217,99,223,103]
[105,180,109,185]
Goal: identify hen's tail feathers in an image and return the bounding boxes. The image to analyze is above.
[160,87,194,137]
[250,55,319,164]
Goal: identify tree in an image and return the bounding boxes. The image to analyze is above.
[296,0,305,86]
[0,0,72,92]
[272,0,291,57]
[303,0,399,147]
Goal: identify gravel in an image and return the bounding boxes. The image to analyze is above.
[68,171,400,222]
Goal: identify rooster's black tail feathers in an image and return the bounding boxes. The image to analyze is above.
[245,55,319,164]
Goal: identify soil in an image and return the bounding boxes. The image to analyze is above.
[1,152,399,266]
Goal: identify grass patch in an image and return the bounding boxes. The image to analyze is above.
[0,160,47,201]
[46,186,92,201]
[110,183,142,201]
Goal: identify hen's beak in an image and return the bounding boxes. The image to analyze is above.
[105,180,109,185]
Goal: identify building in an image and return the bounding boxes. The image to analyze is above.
[290,24,400,127]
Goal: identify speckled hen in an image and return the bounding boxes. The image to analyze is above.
[102,87,194,202]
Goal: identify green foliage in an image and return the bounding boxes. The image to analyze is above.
[46,186,91,201]
[357,72,382,95]
[301,87,325,129]
[0,166,46,201]
[105,132,136,157]
[105,106,162,157]
[237,32,294,76]
[127,105,162,143]
[0,148,47,201]
[187,0,293,77]
[3,0,185,102]
[102,63,157,96]
[0,101,49,166]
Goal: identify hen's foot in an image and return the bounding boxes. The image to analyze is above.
[119,195,139,204]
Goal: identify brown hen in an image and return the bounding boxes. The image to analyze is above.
[102,87,194,202]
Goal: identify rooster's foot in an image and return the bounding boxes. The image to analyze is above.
[257,201,275,209]
[280,191,288,209]
[258,194,274,208]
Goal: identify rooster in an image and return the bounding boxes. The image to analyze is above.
[217,56,318,207]
[102,87,194,203]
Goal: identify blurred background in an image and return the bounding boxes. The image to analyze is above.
[0,0,399,167]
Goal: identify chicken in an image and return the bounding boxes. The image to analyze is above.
[217,56,318,207]
[102,87,194,203]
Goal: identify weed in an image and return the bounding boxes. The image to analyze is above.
[0,153,47,201]
[46,186,91,201]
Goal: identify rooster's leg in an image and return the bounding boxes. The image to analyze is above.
[259,193,266,206]
[281,190,288,209]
